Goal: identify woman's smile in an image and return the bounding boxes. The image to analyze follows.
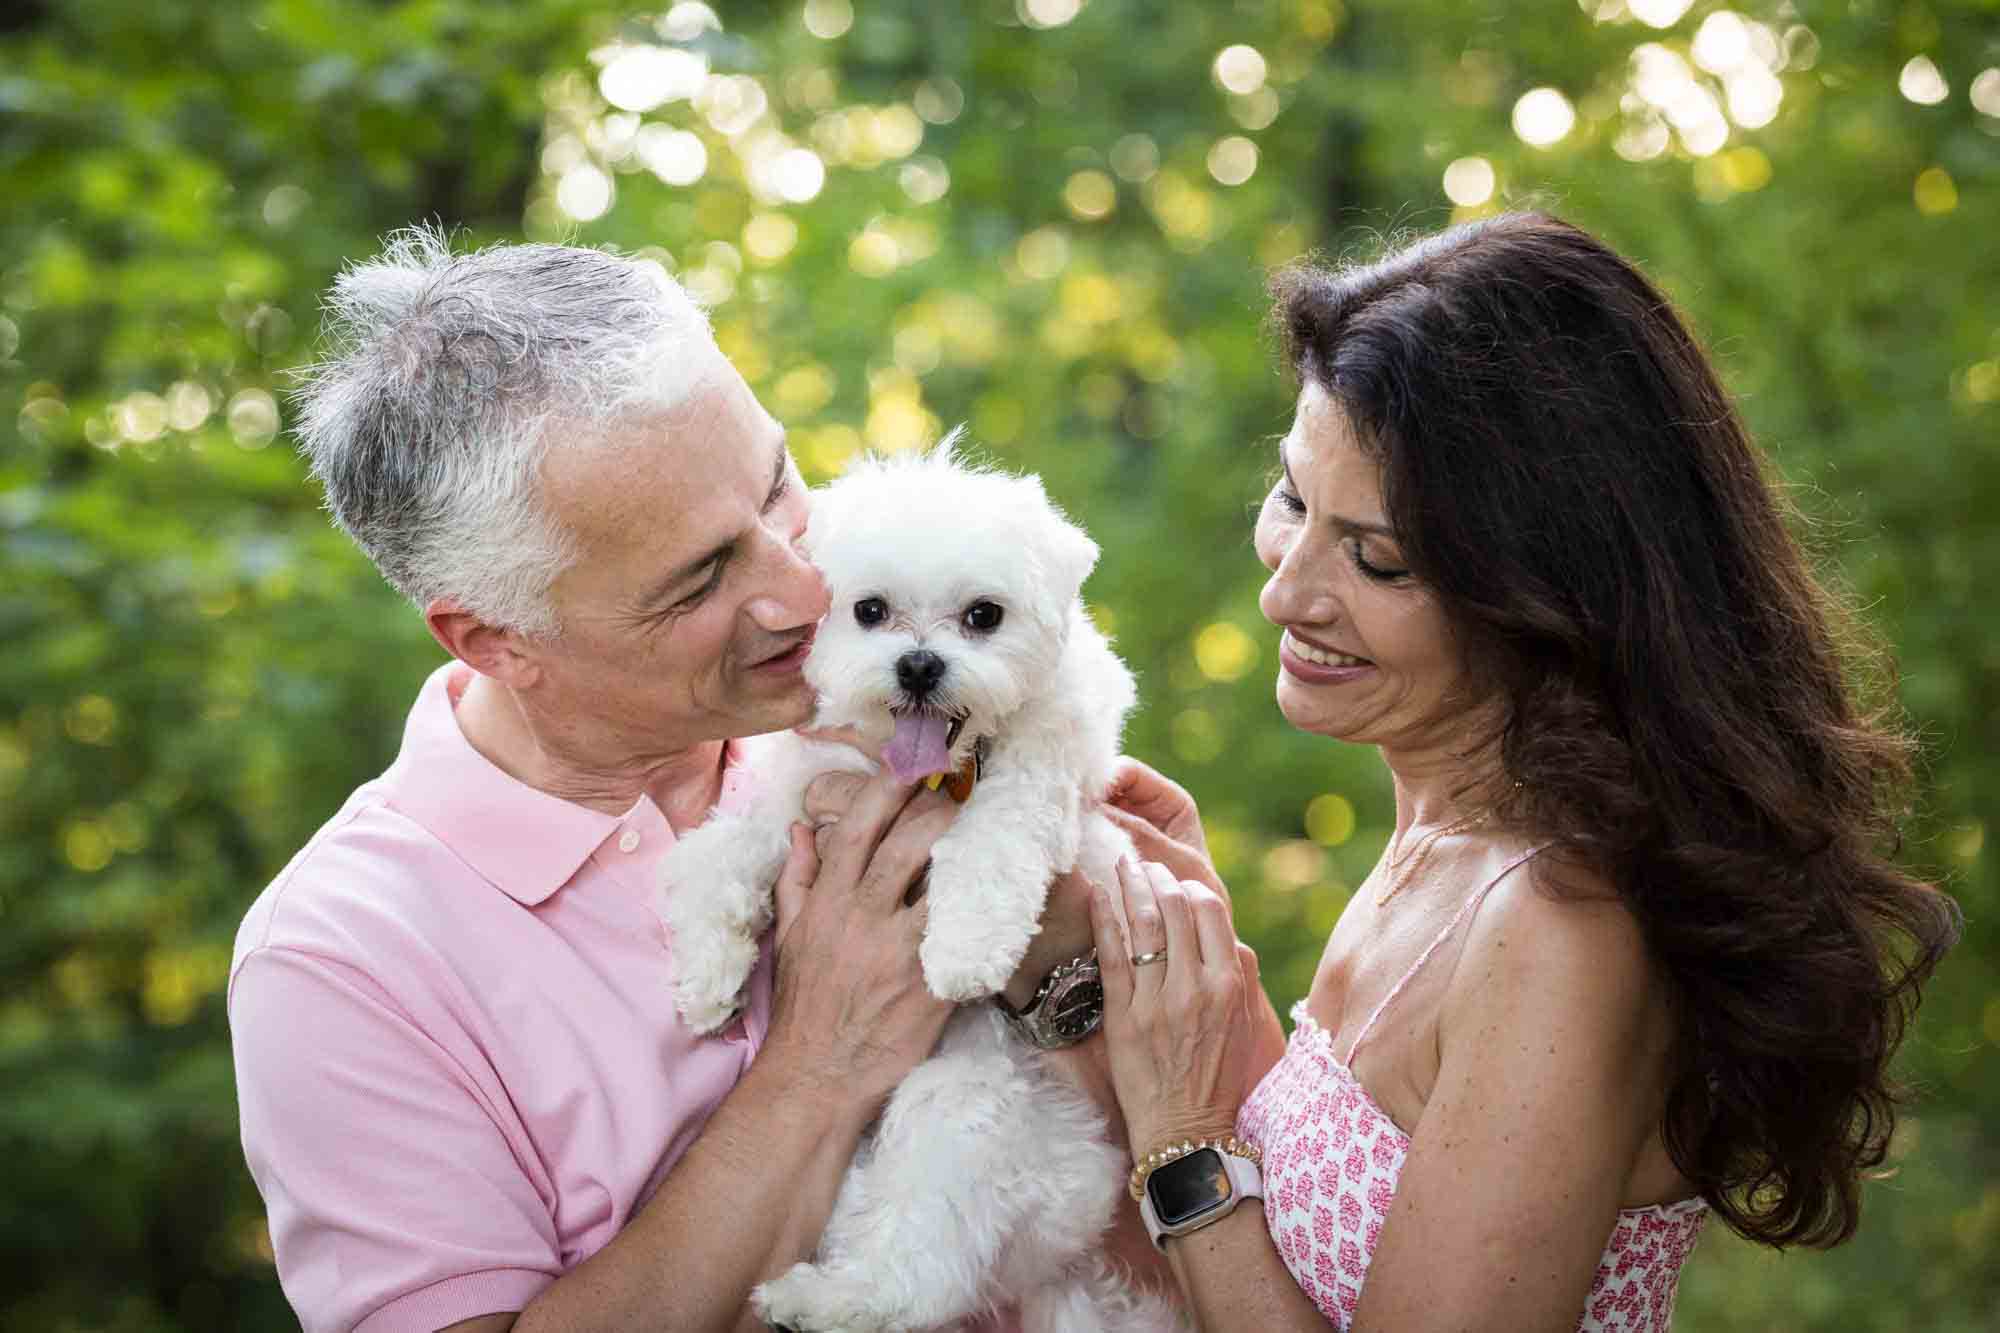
[1277,629,1374,683]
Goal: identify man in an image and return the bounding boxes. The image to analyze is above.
[229,230,1053,1331]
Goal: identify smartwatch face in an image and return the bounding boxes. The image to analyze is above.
[1146,1147,1232,1227]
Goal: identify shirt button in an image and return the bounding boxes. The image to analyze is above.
[618,829,641,853]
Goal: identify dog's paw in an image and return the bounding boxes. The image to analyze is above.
[755,1263,897,1333]
[667,923,759,1033]
[919,929,1019,1002]
[673,988,742,1036]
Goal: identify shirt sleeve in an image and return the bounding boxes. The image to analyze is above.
[230,945,560,1333]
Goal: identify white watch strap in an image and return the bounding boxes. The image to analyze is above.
[1137,1149,1264,1251]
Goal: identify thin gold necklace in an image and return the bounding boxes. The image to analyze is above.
[1374,809,1490,907]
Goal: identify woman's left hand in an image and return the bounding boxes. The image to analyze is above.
[1088,857,1265,1154]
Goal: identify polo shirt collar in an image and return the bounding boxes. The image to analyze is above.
[384,663,738,907]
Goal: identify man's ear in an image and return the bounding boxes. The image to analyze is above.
[424,599,544,689]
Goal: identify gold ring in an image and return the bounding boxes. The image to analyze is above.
[1130,949,1168,967]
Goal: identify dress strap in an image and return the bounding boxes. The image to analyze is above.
[1342,844,1547,1066]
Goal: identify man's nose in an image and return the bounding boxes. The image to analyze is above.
[896,649,947,695]
[749,532,829,628]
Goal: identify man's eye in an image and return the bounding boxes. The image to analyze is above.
[854,597,889,626]
[963,601,1004,632]
[674,564,723,610]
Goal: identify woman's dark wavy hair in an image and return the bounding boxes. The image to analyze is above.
[1272,212,1960,1249]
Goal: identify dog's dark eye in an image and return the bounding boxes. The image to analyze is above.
[854,597,889,627]
[963,601,1004,632]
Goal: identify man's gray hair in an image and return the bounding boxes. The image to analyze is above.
[291,226,717,636]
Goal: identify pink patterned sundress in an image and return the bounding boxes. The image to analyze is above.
[1235,848,1708,1329]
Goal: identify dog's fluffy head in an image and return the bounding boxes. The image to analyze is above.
[802,435,1100,781]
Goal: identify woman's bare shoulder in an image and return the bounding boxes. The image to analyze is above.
[1445,848,1666,1056]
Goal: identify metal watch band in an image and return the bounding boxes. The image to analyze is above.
[993,949,1103,1050]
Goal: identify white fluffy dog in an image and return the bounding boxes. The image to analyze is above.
[658,441,1173,1332]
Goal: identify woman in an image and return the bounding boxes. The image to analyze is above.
[1086,213,1960,1330]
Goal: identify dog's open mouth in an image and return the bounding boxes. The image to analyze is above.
[882,708,966,784]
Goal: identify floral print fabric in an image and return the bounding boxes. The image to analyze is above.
[1237,1005,1707,1330]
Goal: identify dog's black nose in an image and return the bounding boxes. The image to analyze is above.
[896,650,947,695]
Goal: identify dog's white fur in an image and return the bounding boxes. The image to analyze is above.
[658,441,1174,1331]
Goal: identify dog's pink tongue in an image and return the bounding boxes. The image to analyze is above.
[883,713,954,783]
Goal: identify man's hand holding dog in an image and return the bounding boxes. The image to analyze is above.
[765,767,958,1114]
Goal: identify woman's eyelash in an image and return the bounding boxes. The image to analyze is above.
[1271,483,1409,580]
[1347,539,1409,582]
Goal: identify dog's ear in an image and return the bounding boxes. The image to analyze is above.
[1034,497,1101,600]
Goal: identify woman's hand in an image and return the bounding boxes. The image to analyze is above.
[1088,857,1265,1153]
[1101,758,1227,902]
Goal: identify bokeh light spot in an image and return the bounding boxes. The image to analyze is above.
[63,821,113,873]
[227,389,279,449]
[1263,839,1326,890]
[1015,226,1071,280]
[914,77,964,124]
[636,125,707,185]
[65,695,118,746]
[555,163,613,220]
[1628,0,1694,29]
[1959,360,2000,406]
[1914,166,1958,215]
[1194,621,1259,681]
[1229,87,1282,131]
[1900,56,1949,106]
[1206,135,1259,186]
[899,156,951,204]
[1171,708,1225,763]
[165,381,212,432]
[659,2,722,42]
[1020,0,1084,29]
[1691,11,1751,73]
[1512,87,1576,148]
[848,226,899,277]
[114,392,167,444]
[1063,169,1117,220]
[1306,793,1357,847]
[1972,68,2000,118]
[598,45,707,113]
[1110,133,1160,182]
[743,212,800,264]
[1213,45,1268,96]
[1725,63,1783,128]
[802,0,853,40]
[262,184,310,228]
[771,147,827,203]
[1442,156,1496,206]
[773,362,836,419]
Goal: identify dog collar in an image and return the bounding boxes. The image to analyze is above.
[922,736,990,803]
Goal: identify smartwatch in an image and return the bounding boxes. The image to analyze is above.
[1134,1141,1264,1251]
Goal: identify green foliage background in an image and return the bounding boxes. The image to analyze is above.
[3,0,1995,1326]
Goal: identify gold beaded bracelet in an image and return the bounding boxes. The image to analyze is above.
[1127,1134,1264,1202]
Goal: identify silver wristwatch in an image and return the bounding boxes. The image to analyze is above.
[993,949,1103,1049]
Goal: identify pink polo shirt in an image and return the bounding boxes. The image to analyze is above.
[228,662,773,1332]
